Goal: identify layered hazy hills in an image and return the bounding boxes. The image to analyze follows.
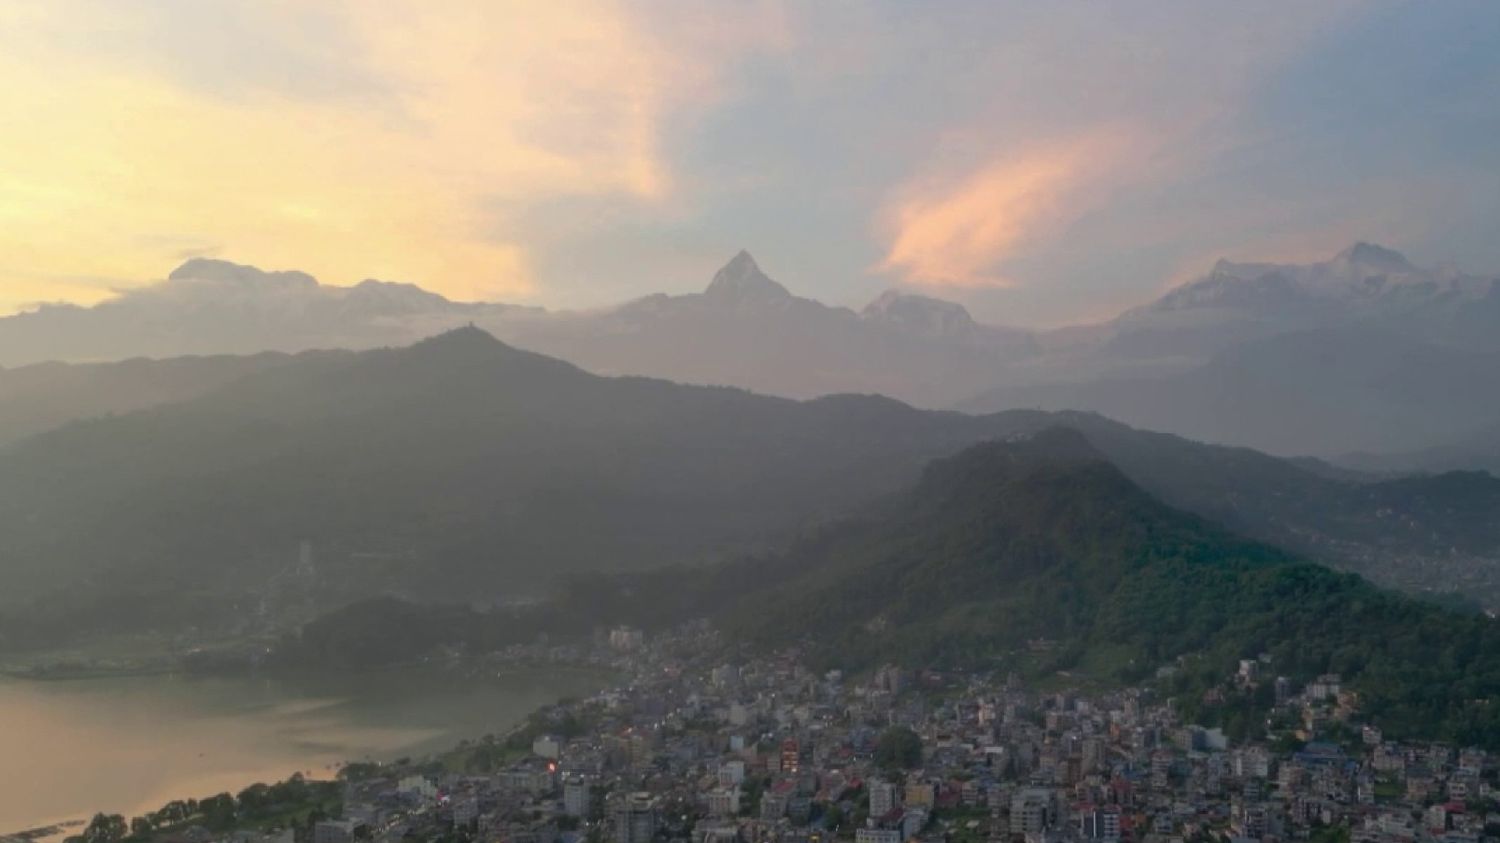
[0,327,1055,616]
[1,328,1497,640]
[962,325,1500,456]
[1341,420,1500,477]
[0,352,299,447]
[603,429,1500,744]
[5,243,1499,458]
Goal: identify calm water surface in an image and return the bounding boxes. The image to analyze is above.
[0,668,606,833]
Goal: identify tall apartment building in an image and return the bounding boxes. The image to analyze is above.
[613,792,658,843]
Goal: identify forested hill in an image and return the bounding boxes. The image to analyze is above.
[580,429,1500,746]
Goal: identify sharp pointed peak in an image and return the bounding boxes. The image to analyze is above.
[703,249,791,302]
[725,249,759,271]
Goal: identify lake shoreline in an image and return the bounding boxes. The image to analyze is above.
[0,820,84,843]
[0,663,613,833]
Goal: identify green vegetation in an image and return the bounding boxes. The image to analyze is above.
[69,774,340,843]
[739,775,769,818]
[248,427,1500,749]
[628,429,1500,749]
[874,727,924,770]
[1308,825,1352,843]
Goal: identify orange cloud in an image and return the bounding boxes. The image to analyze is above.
[878,130,1138,288]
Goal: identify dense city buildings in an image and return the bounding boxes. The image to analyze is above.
[245,622,1499,843]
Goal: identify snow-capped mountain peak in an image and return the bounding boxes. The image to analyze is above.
[861,289,978,339]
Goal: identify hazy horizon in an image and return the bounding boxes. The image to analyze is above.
[7,237,1496,333]
[6,4,1500,835]
[4,1,1500,325]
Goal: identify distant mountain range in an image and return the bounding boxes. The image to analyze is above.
[0,251,1032,409]
[1340,420,1500,477]
[1,329,1497,651]
[3,243,1498,459]
[0,258,527,363]
[963,243,1500,456]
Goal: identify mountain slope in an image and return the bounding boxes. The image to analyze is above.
[0,352,301,448]
[273,431,1500,746]
[677,430,1500,746]
[0,328,1055,619]
[976,414,1500,606]
[0,329,1495,642]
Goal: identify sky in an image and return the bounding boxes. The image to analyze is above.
[1,0,1498,326]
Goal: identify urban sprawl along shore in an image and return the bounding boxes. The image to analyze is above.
[48,623,1500,843]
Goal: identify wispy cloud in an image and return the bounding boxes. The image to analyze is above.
[0,0,787,313]
[878,129,1140,288]
[3,1,1495,327]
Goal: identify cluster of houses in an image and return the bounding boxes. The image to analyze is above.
[311,626,1497,843]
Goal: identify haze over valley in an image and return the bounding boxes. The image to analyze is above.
[5,2,1500,839]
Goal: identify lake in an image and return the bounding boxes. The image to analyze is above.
[0,667,608,833]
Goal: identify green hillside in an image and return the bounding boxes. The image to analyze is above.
[605,429,1500,746]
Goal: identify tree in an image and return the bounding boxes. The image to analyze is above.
[339,762,382,782]
[80,814,127,843]
[237,782,273,815]
[875,727,923,770]
[199,793,237,831]
[823,805,845,831]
